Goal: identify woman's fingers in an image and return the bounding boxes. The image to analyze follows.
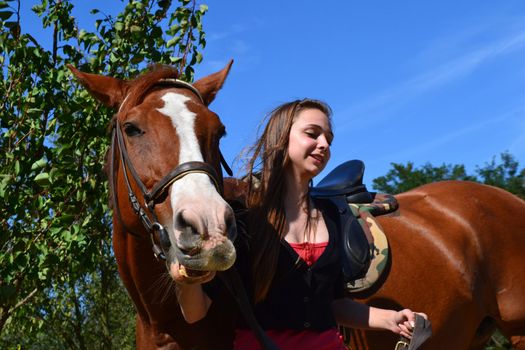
[416,312,428,320]
[169,261,216,285]
[397,311,429,339]
[397,320,413,339]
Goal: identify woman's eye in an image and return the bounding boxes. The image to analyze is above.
[123,123,143,137]
[305,131,317,138]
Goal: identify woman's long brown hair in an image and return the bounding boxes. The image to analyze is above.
[245,99,332,303]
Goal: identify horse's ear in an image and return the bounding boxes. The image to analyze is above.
[68,65,128,109]
[193,59,233,106]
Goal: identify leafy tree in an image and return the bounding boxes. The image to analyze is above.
[476,152,525,199]
[372,162,476,194]
[0,0,207,347]
[372,152,524,199]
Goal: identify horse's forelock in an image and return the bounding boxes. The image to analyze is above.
[122,65,180,114]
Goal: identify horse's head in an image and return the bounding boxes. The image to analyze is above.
[69,61,236,283]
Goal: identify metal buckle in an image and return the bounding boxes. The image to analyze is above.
[395,339,410,350]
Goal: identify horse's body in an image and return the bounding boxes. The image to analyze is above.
[349,180,525,350]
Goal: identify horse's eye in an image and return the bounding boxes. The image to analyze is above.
[123,122,143,137]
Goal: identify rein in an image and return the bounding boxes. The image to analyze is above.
[110,79,232,260]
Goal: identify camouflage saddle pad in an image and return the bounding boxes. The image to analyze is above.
[345,194,397,293]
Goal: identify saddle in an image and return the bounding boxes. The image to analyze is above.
[311,159,374,203]
[311,159,397,283]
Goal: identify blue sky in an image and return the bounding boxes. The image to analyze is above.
[22,1,525,189]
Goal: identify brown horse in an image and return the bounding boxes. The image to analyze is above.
[349,180,525,349]
[69,62,239,349]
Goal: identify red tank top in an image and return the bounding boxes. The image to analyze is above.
[288,241,328,266]
[234,241,345,350]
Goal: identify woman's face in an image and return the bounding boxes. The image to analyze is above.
[286,108,333,182]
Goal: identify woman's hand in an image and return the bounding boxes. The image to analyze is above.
[332,298,428,338]
[386,309,428,339]
[169,260,216,285]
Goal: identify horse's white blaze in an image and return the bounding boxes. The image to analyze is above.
[157,92,226,235]
[158,92,202,164]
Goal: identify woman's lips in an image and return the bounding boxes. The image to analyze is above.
[310,154,324,164]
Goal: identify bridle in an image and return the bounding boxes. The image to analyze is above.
[109,79,233,261]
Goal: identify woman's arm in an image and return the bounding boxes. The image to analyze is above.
[332,298,424,338]
[176,283,212,324]
[172,265,216,324]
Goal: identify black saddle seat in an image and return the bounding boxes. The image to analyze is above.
[311,159,374,203]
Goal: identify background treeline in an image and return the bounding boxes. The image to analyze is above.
[372,151,524,199]
[1,1,522,349]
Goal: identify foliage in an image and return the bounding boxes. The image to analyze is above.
[476,152,525,199]
[1,240,135,349]
[372,162,476,194]
[0,0,206,347]
[372,151,524,199]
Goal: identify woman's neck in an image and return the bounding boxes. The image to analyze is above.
[283,171,310,219]
[282,171,326,244]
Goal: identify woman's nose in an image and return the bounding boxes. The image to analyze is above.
[318,134,330,149]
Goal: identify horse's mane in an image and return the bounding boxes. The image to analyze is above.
[121,65,180,114]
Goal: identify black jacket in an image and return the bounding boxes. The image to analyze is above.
[233,197,346,331]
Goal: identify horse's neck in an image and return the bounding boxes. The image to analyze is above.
[113,225,179,324]
[223,178,248,205]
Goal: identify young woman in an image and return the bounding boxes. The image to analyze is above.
[174,99,426,349]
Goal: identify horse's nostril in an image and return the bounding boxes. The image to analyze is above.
[176,211,188,229]
[175,210,201,237]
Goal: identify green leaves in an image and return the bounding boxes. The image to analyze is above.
[166,36,180,48]
[30,158,47,170]
[372,152,524,198]
[114,21,124,31]
[34,172,51,187]
[129,24,141,33]
[0,174,12,198]
[0,10,12,20]
[0,286,17,304]
[166,0,208,81]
